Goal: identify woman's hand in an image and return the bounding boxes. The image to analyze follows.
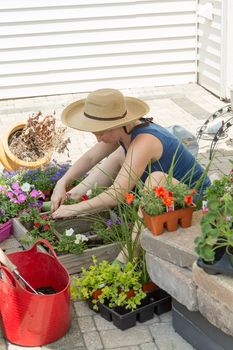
[51,204,79,219]
[51,183,67,213]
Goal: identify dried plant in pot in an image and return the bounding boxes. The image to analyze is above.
[1,112,70,171]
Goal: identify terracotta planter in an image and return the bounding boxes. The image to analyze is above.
[0,219,13,242]
[142,281,157,293]
[92,288,102,299]
[0,122,51,171]
[41,189,53,202]
[142,206,195,236]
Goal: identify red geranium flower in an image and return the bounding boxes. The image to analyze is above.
[154,186,167,198]
[41,214,48,220]
[185,195,193,205]
[34,222,41,228]
[163,196,174,207]
[44,223,50,231]
[81,194,89,201]
[125,192,134,204]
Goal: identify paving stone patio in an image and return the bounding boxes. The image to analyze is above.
[0,83,232,349]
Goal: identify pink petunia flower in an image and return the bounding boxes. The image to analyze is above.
[30,189,40,198]
[12,182,21,193]
[6,191,14,199]
[17,193,27,203]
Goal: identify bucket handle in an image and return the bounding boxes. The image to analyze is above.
[31,239,59,260]
[0,265,19,289]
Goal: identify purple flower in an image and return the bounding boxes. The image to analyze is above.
[29,202,36,207]
[37,200,43,208]
[106,219,113,227]
[0,185,6,192]
[17,193,27,203]
[0,208,5,215]
[115,217,121,225]
[30,189,40,198]
[39,191,45,200]
[12,182,21,193]
[6,191,14,199]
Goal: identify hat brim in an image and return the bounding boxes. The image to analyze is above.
[61,96,149,132]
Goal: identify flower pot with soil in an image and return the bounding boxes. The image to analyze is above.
[0,112,69,171]
[140,182,196,235]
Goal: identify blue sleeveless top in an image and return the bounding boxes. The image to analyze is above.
[121,122,211,191]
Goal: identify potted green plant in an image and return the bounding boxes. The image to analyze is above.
[140,181,196,235]
[71,256,171,330]
[195,170,233,267]
[70,256,122,310]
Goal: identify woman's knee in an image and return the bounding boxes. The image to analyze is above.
[144,171,168,188]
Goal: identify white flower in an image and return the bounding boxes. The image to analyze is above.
[65,228,74,236]
[75,234,89,244]
[21,183,31,192]
[86,189,92,197]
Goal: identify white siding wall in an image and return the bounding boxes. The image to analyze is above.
[0,0,197,99]
[197,0,223,97]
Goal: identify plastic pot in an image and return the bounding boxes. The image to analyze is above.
[142,206,195,235]
[0,219,13,242]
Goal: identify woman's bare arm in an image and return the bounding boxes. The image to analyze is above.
[52,134,163,217]
[51,141,118,212]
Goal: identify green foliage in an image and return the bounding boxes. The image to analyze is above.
[71,257,146,311]
[195,170,233,262]
[20,211,88,255]
[71,256,122,309]
[54,230,88,255]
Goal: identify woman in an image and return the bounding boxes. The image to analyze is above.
[51,88,211,219]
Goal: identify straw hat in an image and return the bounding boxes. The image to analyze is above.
[61,88,149,132]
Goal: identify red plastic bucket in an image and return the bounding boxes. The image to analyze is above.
[0,239,71,346]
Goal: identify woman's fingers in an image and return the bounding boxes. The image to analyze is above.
[51,187,67,212]
[51,205,75,219]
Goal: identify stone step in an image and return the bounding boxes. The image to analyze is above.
[141,210,202,268]
[193,262,233,314]
[197,287,233,337]
[146,252,198,311]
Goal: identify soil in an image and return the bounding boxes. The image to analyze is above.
[35,286,57,294]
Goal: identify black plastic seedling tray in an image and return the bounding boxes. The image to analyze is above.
[197,253,233,276]
[99,288,171,330]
